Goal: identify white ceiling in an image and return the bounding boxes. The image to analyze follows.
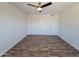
[12,2,78,15]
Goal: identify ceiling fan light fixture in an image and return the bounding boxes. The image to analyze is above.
[37,7,42,12]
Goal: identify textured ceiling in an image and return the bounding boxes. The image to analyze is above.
[12,2,78,15]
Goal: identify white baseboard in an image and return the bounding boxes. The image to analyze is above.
[58,35,79,51]
[0,35,28,56]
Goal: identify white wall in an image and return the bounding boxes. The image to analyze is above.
[27,15,59,35]
[0,3,28,56]
[59,4,79,51]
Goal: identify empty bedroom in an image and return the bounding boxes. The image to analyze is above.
[0,2,79,57]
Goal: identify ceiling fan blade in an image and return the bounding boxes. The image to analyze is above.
[41,2,52,8]
[27,4,38,8]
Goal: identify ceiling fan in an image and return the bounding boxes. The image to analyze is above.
[27,2,52,12]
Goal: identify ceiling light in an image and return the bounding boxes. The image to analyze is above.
[37,7,42,12]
